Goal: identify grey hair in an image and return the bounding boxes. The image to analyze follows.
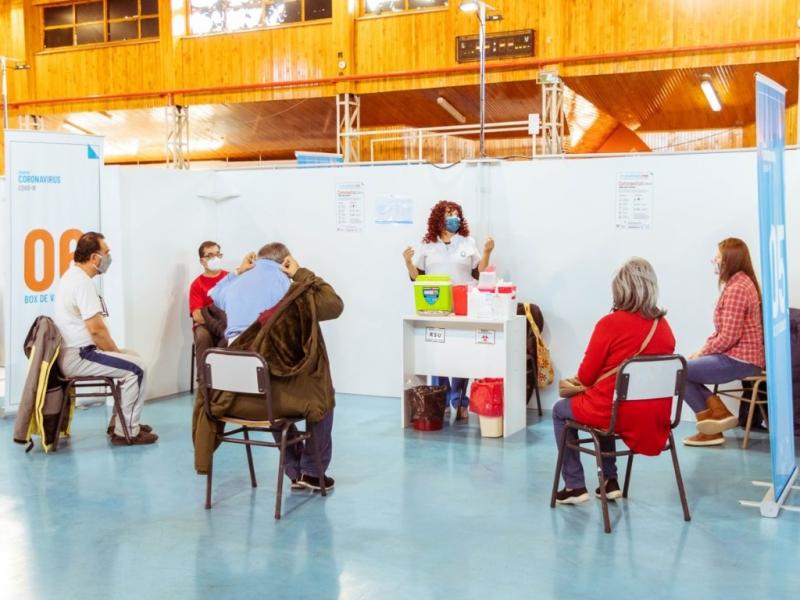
[257,242,290,263]
[611,257,667,319]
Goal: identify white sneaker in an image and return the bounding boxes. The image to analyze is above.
[555,487,590,504]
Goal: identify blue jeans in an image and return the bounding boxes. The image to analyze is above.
[431,376,469,409]
[684,354,763,414]
[552,398,617,489]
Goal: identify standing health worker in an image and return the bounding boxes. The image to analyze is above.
[402,200,495,420]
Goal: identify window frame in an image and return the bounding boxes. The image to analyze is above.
[184,0,334,37]
[42,0,160,50]
[360,0,448,18]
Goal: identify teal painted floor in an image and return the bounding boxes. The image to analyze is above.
[1,393,799,600]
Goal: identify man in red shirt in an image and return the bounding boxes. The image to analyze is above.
[190,241,229,390]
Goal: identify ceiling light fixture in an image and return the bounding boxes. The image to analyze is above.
[700,76,722,112]
[62,119,94,135]
[436,96,466,124]
[190,137,226,152]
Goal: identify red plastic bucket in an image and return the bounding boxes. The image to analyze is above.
[469,378,504,417]
[453,285,468,316]
[413,418,443,431]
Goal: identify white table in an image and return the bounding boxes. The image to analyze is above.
[401,314,527,438]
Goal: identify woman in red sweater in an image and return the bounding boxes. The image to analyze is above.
[682,238,765,447]
[554,258,676,505]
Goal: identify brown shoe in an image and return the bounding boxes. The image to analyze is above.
[110,430,158,446]
[683,432,725,446]
[696,395,738,435]
[107,420,152,435]
[456,406,470,420]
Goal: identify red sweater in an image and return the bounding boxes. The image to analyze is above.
[189,271,229,315]
[571,311,676,456]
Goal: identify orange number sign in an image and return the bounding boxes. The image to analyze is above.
[23,229,83,292]
[59,228,83,276]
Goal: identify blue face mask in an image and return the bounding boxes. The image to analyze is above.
[444,216,461,233]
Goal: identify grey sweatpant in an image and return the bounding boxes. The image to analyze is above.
[58,346,147,437]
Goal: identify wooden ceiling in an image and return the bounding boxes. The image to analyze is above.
[39,60,798,163]
[360,82,543,128]
[53,99,339,162]
[563,61,798,132]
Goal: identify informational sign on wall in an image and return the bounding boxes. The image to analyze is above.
[3,131,103,412]
[615,171,654,230]
[375,194,413,225]
[753,74,797,516]
[335,181,365,232]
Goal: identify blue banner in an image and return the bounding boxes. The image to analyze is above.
[755,74,797,504]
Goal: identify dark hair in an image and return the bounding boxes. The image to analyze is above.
[257,242,290,263]
[73,232,105,263]
[718,238,762,298]
[198,240,220,258]
[423,200,470,244]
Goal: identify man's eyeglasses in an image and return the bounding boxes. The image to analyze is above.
[203,253,223,259]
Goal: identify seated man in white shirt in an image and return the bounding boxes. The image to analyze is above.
[53,232,157,445]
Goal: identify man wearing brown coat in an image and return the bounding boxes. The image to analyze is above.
[192,243,343,492]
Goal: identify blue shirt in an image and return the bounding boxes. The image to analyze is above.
[209,259,291,339]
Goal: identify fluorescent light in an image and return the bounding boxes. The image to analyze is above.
[437,96,466,124]
[700,78,722,112]
[62,120,93,135]
[460,0,495,11]
[190,138,225,152]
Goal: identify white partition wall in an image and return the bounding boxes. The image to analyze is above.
[43,150,797,406]
[0,176,5,370]
[488,153,762,409]
[111,166,217,399]
[213,164,476,399]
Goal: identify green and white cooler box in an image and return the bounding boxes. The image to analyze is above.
[413,275,453,315]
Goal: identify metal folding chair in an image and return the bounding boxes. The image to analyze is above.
[54,376,131,450]
[190,342,196,394]
[713,373,767,449]
[550,354,691,533]
[202,348,327,519]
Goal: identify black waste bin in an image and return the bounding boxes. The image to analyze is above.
[406,385,448,431]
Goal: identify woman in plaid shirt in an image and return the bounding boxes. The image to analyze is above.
[683,238,765,447]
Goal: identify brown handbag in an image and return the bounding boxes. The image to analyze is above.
[558,318,660,398]
[524,303,555,387]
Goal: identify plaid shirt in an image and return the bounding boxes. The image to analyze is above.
[701,271,765,368]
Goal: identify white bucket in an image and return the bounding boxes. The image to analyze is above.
[479,415,503,437]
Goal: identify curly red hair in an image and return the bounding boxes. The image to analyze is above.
[423,200,470,243]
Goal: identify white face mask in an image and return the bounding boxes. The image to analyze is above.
[206,257,222,272]
[711,258,721,275]
[93,252,112,275]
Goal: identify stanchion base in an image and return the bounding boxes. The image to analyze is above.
[739,469,800,517]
